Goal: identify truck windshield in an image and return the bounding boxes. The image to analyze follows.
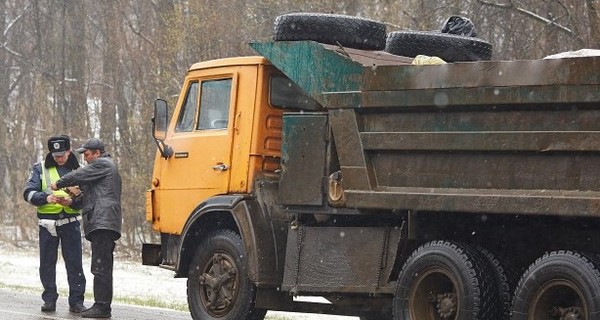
[270,75,321,110]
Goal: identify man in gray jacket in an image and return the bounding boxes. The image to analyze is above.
[51,138,121,319]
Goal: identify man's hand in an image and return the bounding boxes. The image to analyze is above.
[66,186,81,197]
[46,194,59,204]
[47,194,72,206]
[55,197,72,206]
[50,183,58,191]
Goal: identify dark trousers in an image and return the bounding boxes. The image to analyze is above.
[39,220,86,306]
[88,230,117,307]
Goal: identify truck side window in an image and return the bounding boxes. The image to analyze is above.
[270,75,321,110]
[175,81,199,132]
[197,79,232,130]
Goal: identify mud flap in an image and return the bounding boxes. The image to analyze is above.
[142,243,161,266]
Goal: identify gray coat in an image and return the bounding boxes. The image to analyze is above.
[56,153,122,239]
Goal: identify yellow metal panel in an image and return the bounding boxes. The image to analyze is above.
[227,65,259,193]
[190,56,268,71]
[145,189,153,223]
[247,66,283,189]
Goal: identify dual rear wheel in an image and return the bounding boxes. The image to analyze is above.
[394,242,600,320]
[510,251,600,320]
[394,241,505,320]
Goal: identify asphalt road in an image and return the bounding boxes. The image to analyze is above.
[0,288,191,320]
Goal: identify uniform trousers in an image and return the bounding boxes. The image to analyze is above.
[38,220,86,306]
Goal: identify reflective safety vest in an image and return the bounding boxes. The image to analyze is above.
[38,163,80,215]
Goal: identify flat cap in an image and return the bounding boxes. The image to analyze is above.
[75,138,105,153]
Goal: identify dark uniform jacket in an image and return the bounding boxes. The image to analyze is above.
[55,153,122,240]
[24,154,83,220]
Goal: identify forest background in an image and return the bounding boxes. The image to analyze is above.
[1,0,599,256]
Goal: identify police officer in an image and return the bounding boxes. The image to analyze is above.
[23,135,86,313]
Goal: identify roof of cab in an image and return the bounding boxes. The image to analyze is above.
[188,56,270,71]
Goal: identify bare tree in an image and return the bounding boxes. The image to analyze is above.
[477,0,599,59]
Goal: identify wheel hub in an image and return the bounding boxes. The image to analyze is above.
[198,253,237,313]
[549,306,583,320]
[435,293,457,319]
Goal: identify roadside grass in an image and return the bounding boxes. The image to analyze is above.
[114,294,188,311]
[0,283,37,294]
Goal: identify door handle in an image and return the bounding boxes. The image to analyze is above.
[212,163,229,172]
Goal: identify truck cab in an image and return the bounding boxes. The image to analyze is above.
[147,57,284,237]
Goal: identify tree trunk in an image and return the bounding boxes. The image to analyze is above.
[588,0,600,48]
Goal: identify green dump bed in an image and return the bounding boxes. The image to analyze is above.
[251,41,600,217]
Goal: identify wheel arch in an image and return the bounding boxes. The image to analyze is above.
[176,195,284,287]
[176,195,243,278]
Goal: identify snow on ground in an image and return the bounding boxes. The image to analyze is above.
[0,243,357,320]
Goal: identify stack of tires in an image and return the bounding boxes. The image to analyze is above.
[273,13,493,62]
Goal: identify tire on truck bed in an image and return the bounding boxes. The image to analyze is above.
[273,13,387,50]
[385,30,492,62]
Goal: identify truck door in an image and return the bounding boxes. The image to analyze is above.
[157,76,237,234]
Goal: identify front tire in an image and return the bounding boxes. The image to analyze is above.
[511,251,600,320]
[187,229,266,320]
[394,241,500,320]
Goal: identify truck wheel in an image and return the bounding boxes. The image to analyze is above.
[510,251,600,320]
[477,246,515,320]
[385,31,492,62]
[187,229,266,320]
[273,13,387,50]
[393,241,500,320]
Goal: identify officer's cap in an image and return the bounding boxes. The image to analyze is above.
[47,135,71,157]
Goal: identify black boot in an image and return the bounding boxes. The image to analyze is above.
[41,301,56,312]
[81,302,111,318]
[69,302,86,313]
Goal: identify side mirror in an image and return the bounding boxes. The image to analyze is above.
[153,99,168,140]
[152,99,173,159]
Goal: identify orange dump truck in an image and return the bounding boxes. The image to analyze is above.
[143,14,600,320]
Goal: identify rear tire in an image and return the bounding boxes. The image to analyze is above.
[477,246,514,320]
[273,13,387,50]
[187,229,266,320]
[510,251,600,320]
[393,241,501,320]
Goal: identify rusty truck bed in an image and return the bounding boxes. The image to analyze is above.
[252,41,600,217]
